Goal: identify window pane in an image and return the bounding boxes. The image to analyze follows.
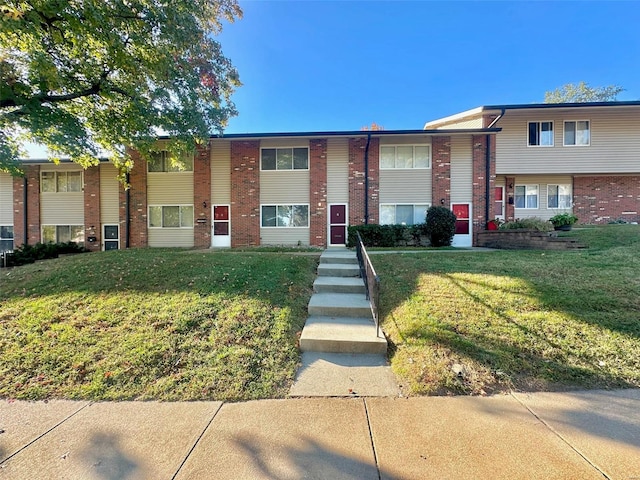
[528,123,538,146]
[262,206,277,227]
[380,147,395,169]
[526,186,539,208]
[149,206,162,227]
[0,240,13,253]
[559,185,572,208]
[380,205,395,225]
[564,122,576,145]
[276,148,293,170]
[396,205,413,225]
[577,121,590,145]
[548,185,559,208]
[67,172,82,192]
[396,146,413,168]
[293,148,308,169]
[104,225,118,239]
[56,172,68,192]
[180,206,194,227]
[57,225,71,243]
[414,146,430,168]
[277,205,292,227]
[0,226,13,239]
[292,205,309,227]
[261,149,276,170]
[42,226,55,243]
[70,225,84,243]
[214,222,229,235]
[541,122,553,145]
[163,206,180,227]
[413,205,428,224]
[148,152,164,172]
[41,172,56,192]
[515,186,526,208]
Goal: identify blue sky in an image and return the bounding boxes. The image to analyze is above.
[217,0,640,133]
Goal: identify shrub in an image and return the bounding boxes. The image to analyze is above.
[347,224,429,248]
[500,217,553,232]
[3,242,87,268]
[549,213,578,228]
[425,206,456,247]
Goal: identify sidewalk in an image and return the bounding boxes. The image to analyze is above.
[1,389,639,479]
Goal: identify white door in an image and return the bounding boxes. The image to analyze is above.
[212,205,231,247]
[451,203,472,247]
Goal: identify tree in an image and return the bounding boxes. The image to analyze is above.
[544,82,624,103]
[0,0,242,177]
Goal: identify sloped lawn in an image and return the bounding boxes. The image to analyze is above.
[374,225,640,395]
[0,249,317,401]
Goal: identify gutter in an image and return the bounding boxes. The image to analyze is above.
[364,133,371,224]
[125,172,131,248]
[485,109,504,223]
[23,176,28,245]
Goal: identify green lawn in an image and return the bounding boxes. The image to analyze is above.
[0,249,318,401]
[373,225,640,396]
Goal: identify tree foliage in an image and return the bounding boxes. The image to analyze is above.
[0,0,242,176]
[544,81,624,104]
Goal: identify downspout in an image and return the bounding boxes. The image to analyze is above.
[125,172,131,248]
[364,132,371,224]
[485,109,505,224]
[23,176,28,245]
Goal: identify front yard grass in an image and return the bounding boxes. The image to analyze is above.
[374,225,640,396]
[0,249,317,401]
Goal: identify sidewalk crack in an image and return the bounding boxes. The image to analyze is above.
[363,398,382,480]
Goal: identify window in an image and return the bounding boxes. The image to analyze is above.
[528,122,554,146]
[148,205,194,228]
[380,145,431,169]
[380,204,429,225]
[147,151,194,172]
[41,171,83,192]
[547,184,572,209]
[42,225,84,244]
[564,121,590,146]
[261,148,309,170]
[515,185,539,209]
[0,226,13,252]
[261,205,309,227]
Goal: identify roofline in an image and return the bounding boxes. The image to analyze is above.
[18,157,111,164]
[482,100,640,110]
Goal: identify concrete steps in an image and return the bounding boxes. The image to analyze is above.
[308,293,372,318]
[299,317,387,354]
[313,276,366,294]
[317,263,361,277]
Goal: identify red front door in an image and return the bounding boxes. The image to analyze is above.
[329,204,347,245]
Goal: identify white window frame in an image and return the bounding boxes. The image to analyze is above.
[41,225,85,244]
[547,184,572,209]
[379,145,431,169]
[40,171,84,192]
[527,121,554,147]
[148,205,194,228]
[514,185,539,209]
[563,120,590,146]
[260,147,309,171]
[379,203,430,225]
[260,204,310,228]
[147,151,194,172]
[0,225,14,252]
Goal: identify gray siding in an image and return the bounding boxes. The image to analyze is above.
[260,171,309,204]
[327,137,349,204]
[148,229,194,248]
[379,170,431,204]
[496,107,640,174]
[211,140,231,204]
[450,136,473,203]
[260,228,310,246]
[512,175,574,220]
[100,163,120,224]
[0,172,12,224]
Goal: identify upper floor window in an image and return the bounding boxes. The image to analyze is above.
[547,184,572,209]
[0,226,13,253]
[515,185,539,209]
[41,171,83,192]
[528,122,553,146]
[261,205,309,227]
[380,204,429,225]
[149,205,194,228]
[564,121,590,146]
[261,148,309,171]
[380,145,431,169]
[148,151,193,172]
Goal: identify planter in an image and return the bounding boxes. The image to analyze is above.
[487,221,499,231]
[554,225,572,231]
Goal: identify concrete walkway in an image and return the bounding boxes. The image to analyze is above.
[2,389,640,479]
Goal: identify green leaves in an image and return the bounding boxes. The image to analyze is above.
[544,82,624,103]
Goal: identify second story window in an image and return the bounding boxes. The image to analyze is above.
[564,121,590,146]
[148,151,193,172]
[261,148,309,170]
[380,145,431,169]
[528,121,554,146]
[41,171,83,192]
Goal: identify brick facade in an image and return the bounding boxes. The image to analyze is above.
[472,134,496,242]
[83,166,101,251]
[573,175,640,224]
[13,166,40,246]
[120,150,148,247]
[432,136,451,208]
[230,140,260,247]
[309,139,328,247]
[193,143,212,248]
[348,136,379,225]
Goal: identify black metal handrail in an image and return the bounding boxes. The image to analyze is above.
[355,231,381,338]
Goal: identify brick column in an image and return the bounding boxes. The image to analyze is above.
[193,143,212,248]
[230,140,260,247]
[348,137,379,225]
[83,166,101,251]
[309,139,328,247]
[472,134,496,244]
[120,150,148,248]
[432,136,451,208]
[573,175,640,224]
[504,176,516,221]
[13,165,40,246]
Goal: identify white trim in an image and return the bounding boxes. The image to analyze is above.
[102,224,120,251]
[526,120,554,147]
[147,151,194,172]
[41,224,85,244]
[562,119,591,147]
[546,184,573,210]
[148,205,195,229]
[451,202,472,248]
[260,147,310,171]
[379,144,432,170]
[494,186,505,219]
[260,204,310,228]
[211,204,231,248]
[514,184,540,209]
[328,203,348,246]
[40,170,84,193]
[379,203,431,225]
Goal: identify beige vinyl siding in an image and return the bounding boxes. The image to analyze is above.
[100,163,120,224]
[379,170,431,204]
[260,171,309,204]
[436,117,483,129]
[147,172,193,204]
[327,137,349,203]
[513,175,573,220]
[0,173,13,224]
[496,107,640,174]
[450,136,473,202]
[148,229,194,248]
[379,135,433,145]
[41,192,84,224]
[211,140,231,204]
[260,228,310,246]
